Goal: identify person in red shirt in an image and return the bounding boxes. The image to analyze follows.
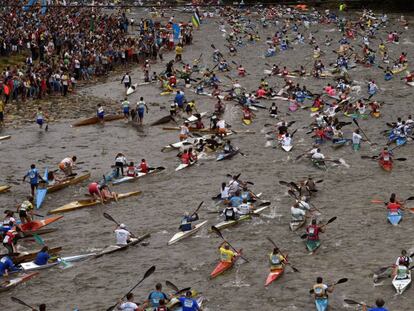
[379,147,393,164]
[139,159,149,173]
[242,107,252,120]
[306,219,324,241]
[387,193,403,212]
[312,96,323,109]
[256,86,267,98]
[88,182,104,203]
[181,150,190,164]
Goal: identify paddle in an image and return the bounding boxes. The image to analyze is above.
[344,299,373,308]
[353,119,375,145]
[295,147,314,161]
[371,196,414,204]
[106,266,156,311]
[33,234,45,246]
[301,217,337,239]
[165,280,179,292]
[191,201,204,216]
[10,297,35,310]
[211,226,249,262]
[266,237,299,272]
[309,278,348,294]
[103,213,137,238]
[226,174,254,185]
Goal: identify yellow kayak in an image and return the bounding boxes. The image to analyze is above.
[47,172,91,193]
[392,64,408,74]
[48,191,141,214]
[0,185,11,193]
[310,107,320,112]
[243,118,252,125]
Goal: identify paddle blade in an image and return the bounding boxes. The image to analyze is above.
[11,297,33,309]
[259,202,271,207]
[326,216,337,224]
[287,190,297,199]
[103,213,117,224]
[352,118,360,127]
[165,280,179,292]
[300,233,308,239]
[371,200,385,204]
[33,234,45,246]
[336,278,348,284]
[290,265,300,273]
[290,182,300,191]
[343,299,362,306]
[266,237,278,248]
[211,226,224,239]
[175,286,192,295]
[279,181,290,186]
[143,266,156,279]
[396,158,407,161]
[405,196,414,201]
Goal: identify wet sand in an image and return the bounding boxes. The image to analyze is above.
[1,8,414,311]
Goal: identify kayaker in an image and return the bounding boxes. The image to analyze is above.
[146,283,169,310]
[139,159,149,173]
[222,203,238,221]
[115,153,128,177]
[311,148,325,165]
[23,164,44,197]
[352,129,363,151]
[185,100,197,116]
[269,103,278,117]
[156,299,168,311]
[223,140,235,154]
[281,133,292,147]
[229,190,243,207]
[0,255,19,276]
[393,249,412,279]
[178,290,202,311]
[179,122,190,141]
[362,298,388,311]
[34,246,51,266]
[126,162,137,177]
[114,224,132,245]
[304,177,317,192]
[237,198,253,215]
[17,196,34,224]
[88,182,104,204]
[97,104,105,124]
[306,219,324,245]
[117,292,139,311]
[136,97,149,125]
[219,242,236,263]
[387,195,403,213]
[179,212,199,232]
[59,156,77,176]
[395,249,412,268]
[101,184,118,202]
[220,182,230,201]
[312,277,334,311]
[379,147,393,166]
[2,210,16,229]
[228,176,241,197]
[269,248,286,270]
[181,150,190,165]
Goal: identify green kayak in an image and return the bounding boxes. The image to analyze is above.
[312,159,327,171]
[306,239,321,252]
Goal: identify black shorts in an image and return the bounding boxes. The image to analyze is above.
[0,112,3,121]
[19,210,28,218]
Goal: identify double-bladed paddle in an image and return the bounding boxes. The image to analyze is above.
[103,213,137,238]
[266,237,299,272]
[10,297,35,310]
[353,119,375,145]
[165,281,191,296]
[211,226,249,262]
[309,278,348,294]
[301,217,337,239]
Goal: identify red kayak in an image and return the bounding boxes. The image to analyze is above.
[210,249,242,279]
[265,268,284,286]
[379,160,393,172]
[19,215,63,232]
[0,272,39,292]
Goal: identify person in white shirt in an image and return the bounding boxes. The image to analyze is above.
[352,129,362,151]
[118,293,139,311]
[237,199,252,215]
[228,176,240,197]
[114,224,131,245]
[220,182,230,200]
[311,149,325,166]
[281,133,292,146]
[291,202,306,221]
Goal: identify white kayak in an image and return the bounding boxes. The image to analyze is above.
[112,167,165,185]
[185,112,207,123]
[281,145,293,152]
[21,253,96,272]
[213,205,270,230]
[175,162,195,171]
[126,83,138,95]
[168,220,208,245]
[407,81,414,87]
[0,135,11,141]
[392,270,411,295]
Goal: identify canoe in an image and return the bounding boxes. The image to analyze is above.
[20,228,57,238]
[265,268,284,286]
[95,233,150,258]
[0,135,11,141]
[151,115,175,126]
[0,272,39,293]
[387,211,402,225]
[315,297,328,311]
[126,83,138,95]
[19,215,63,232]
[312,159,327,170]
[48,191,141,214]
[289,218,306,231]
[392,270,411,294]
[243,118,252,125]
[10,246,63,264]
[21,253,96,272]
[47,172,91,193]
[391,65,408,74]
[168,220,208,245]
[112,168,165,185]
[210,250,242,279]
[186,112,207,122]
[216,149,240,161]
[379,160,393,172]
[71,115,124,127]
[281,145,293,152]
[305,239,321,252]
[36,168,49,209]
[212,205,270,230]
[0,185,11,193]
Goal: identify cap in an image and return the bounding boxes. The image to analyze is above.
[120,224,126,229]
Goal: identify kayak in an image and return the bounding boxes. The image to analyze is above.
[281,145,293,152]
[48,191,141,214]
[407,81,414,87]
[216,149,240,161]
[391,64,408,74]
[305,239,321,252]
[0,272,39,293]
[387,211,402,225]
[289,218,306,231]
[315,297,328,311]
[0,185,11,193]
[312,159,327,170]
[168,220,208,245]
[21,253,96,272]
[112,167,165,185]
[210,250,242,279]
[71,115,124,127]
[19,215,63,232]
[47,172,91,193]
[20,228,57,238]
[162,127,226,134]
[265,267,284,286]
[212,205,270,230]
[186,112,207,123]
[396,137,407,146]
[175,161,196,171]
[392,270,411,294]
[10,246,62,264]
[0,135,11,141]
[151,115,175,126]
[126,83,138,95]
[332,139,348,149]
[95,233,150,257]
[379,160,393,172]
[243,118,252,125]
[36,168,49,209]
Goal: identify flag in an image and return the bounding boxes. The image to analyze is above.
[192,12,200,28]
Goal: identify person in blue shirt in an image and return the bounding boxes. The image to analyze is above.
[34,246,51,266]
[23,164,44,197]
[0,255,19,276]
[362,298,388,311]
[178,291,201,311]
[174,91,185,110]
[229,191,243,207]
[146,283,169,309]
[179,212,199,232]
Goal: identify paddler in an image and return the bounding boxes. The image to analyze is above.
[0,255,19,276]
[88,182,104,204]
[185,100,197,116]
[34,246,51,266]
[222,202,238,221]
[121,98,130,121]
[306,219,324,248]
[362,298,388,311]
[136,97,149,125]
[312,277,334,311]
[194,116,204,129]
[269,248,286,270]
[179,121,190,141]
[117,293,139,311]
[387,193,403,213]
[35,107,47,129]
[146,283,169,310]
[269,103,278,117]
[216,118,228,136]
[23,164,44,197]
[237,198,253,215]
[179,211,199,232]
[178,290,202,311]
[59,156,77,177]
[219,242,236,263]
[379,147,392,167]
[17,196,34,224]
[97,104,105,124]
[352,129,363,151]
[114,223,131,245]
[139,159,149,173]
[395,249,412,269]
[223,140,235,154]
[281,133,292,148]
[242,106,252,121]
[311,148,325,165]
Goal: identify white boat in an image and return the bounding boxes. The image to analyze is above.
[0,135,11,141]
[281,145,293,152]
[407,81,414,87]
[289,218,306,231]
[175,163,191,171]
[212,205,270,230]
[112,167,165,185]
[168,220,208,245]
[392,269,411,294]
[126,83,138,95]
[21,253,96,272]
[185,112,207,123]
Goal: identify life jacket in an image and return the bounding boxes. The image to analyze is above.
[269,253,282,266]
[387,202,400,211]
[398,256,410,267]
[307,225,319,240]
[157,306,168,311]
[181,153,190,164]
[313,284,327,298]
[381,151,390,162]
[4,230,16,245]
[140,162,148,173]
[126,166,136,177]
[224,207,236,219]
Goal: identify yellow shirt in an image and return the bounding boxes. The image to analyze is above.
[219,247,235,263]
[175,46,183,55]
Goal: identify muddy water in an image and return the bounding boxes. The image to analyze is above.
[1,8,414,311]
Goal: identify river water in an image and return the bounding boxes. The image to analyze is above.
[1,7,414,311]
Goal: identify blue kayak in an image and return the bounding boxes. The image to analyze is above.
[315,298,328,311]
[387,211,402,226]
[216,149,239,161]
[36,168,48,209]
[396,137,407,146]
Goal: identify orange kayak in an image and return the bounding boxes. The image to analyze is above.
[19,215,63,232]
[265,268,284,286]
[210,250,242,279]
[379,160,393,172]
